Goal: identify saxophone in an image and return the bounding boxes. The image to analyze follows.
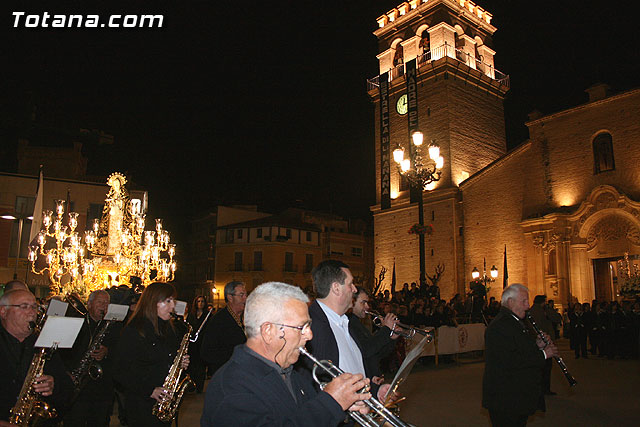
[70,319,113,390]
[151,318,194,422]
[9,322,58,426]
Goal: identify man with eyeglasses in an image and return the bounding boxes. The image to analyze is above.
[0,289,72,425]
[201,282,370,426]
[200,281,248,376]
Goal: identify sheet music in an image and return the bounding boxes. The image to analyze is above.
[175,300,187,316]
[103,303,129,321]
[47,299,68,317]
[34,316,84,348]
[384,334,432,402]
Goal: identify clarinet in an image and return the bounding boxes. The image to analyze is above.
[526,313,577,387]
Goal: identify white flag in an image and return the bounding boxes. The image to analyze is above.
[29,167,44,244]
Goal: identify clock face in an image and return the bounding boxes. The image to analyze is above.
[396,94,408,115]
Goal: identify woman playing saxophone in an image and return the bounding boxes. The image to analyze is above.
[113,283,190,426]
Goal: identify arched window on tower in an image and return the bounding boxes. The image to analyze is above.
[419,33,430,56]
[455,33,465,61]
[391,44,404,79]
[593,132,615,174]
[393,44,404,66]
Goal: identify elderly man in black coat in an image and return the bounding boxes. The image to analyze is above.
[201,282,370,427]
[482,284,558,427]
[200,281,247,375]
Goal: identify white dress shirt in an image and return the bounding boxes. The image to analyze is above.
[317,300,366,376]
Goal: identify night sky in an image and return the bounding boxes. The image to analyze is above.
[2,1,639,243]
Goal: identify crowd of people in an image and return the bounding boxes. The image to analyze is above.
[565,300,640,360]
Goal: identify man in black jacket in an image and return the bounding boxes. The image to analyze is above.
[301,260,393,402]
[201,282,369,426]
[0,289,72,424]
[200,281,247,375]
[482,284,558,427]
[348,287,398,383]
[529,295,555,395]
[61,290,117,427]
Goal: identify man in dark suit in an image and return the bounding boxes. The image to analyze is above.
[200,281,247,375]
[201,282,370,427]
[348,287,398,383]
[302,260,393,402]
[1,289,73,424]
[482,284,558,427]
[529,294,555,395]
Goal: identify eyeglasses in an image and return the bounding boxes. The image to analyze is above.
[2,303,39,311]
[272,320,312,335]
[229,293,247,298]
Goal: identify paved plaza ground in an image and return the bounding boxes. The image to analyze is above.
[110,338,640,426]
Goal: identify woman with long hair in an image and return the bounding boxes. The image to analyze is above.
[113,282,189,426]
[186,295,209,393]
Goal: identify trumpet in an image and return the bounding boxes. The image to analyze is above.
[365,311,434,342]
[298,347,412,427]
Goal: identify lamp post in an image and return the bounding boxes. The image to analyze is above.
[1,213,33,279]
[469,258,497,323]
[393,130,444,284]
[211,286,219,310]
[471,257,498,294]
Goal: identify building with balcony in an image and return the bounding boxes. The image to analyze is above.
[182,206,271,298]
[214,214,323,295]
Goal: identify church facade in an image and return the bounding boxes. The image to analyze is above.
[369,0,640,304]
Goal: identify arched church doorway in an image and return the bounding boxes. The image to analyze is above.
[592,257,617,301]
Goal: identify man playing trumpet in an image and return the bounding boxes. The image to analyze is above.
[201,282,370,426]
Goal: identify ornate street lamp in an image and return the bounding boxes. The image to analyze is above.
[393,130,444,284]
[472,258,498,291]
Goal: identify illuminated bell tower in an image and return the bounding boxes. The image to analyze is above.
[370,0,509,298]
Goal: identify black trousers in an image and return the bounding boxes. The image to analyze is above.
[64,397,112,427]
[125,395,170,427]
[542,358,552,392]
[489,410,528,427]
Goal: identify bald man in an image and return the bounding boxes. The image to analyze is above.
[0,290,72,425]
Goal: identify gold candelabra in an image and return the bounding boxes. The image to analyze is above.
[29,173,176,296]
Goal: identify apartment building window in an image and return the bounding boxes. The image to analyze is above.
[593,132,615,174]
[253,251,263,271]
[286,228,292,239]
[351,247,363,257]
[305,254,314,273]
[226,229,234,243]
[257,228,263,238]
[237,229,243,239]
[306,231,312,242]
[234,252,243,271]
[330,244,345,256]
[285,252,294,272]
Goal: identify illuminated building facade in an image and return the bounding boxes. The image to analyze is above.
[370,0,640,303]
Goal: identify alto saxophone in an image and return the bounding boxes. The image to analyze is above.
[70,319,113,391]
[152,317,195,422]
[9,322,57,426]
